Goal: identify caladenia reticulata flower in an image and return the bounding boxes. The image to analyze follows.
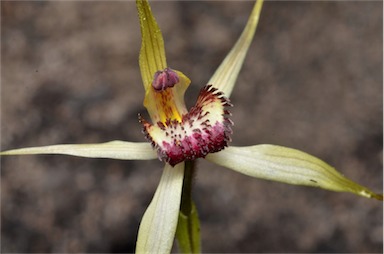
[1,0,382,253]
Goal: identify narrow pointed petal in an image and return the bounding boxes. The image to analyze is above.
[206,145,383,200]
[136,163,185,253]
[208,0,263,97]
[137,0,167,91]
[0,141,157,160]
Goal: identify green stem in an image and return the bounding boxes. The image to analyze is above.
[176,160,201,253]
[180,160,195,214]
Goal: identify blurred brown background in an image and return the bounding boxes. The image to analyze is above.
[1,1,382,253]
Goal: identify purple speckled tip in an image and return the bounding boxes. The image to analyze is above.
[152,68,180,91]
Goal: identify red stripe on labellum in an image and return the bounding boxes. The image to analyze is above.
[139,84,232,166]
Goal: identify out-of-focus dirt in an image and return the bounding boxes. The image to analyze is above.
[1,1,382,253]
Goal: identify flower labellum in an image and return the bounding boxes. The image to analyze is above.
[140,68,233,166]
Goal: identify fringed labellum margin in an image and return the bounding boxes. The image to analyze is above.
[140,68,233,166]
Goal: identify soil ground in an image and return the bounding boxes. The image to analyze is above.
[1,1,383,253]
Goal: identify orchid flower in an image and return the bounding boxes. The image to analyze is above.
[1,0,382,253]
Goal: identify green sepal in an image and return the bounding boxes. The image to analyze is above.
[136,0,167,91]
[206,145,383,201]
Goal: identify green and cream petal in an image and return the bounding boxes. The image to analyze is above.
[136,163,185,253]
[206,145,383,200]
[209,0,263,97]
[0,141,157,160]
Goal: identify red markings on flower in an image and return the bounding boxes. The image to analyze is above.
[139,85,233,166]
[152,68,180,91]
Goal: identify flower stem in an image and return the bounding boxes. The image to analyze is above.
[180,160,195,214]
[176,160,201,253]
